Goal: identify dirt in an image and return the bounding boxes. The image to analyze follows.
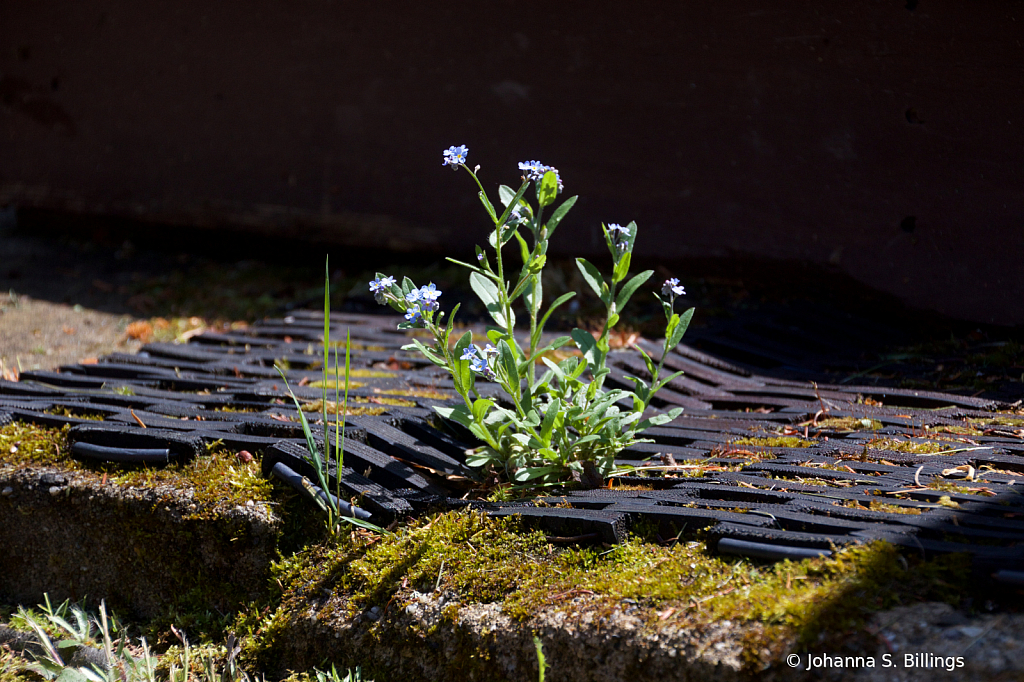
[0,294,141,374]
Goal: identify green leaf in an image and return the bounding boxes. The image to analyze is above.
[667,307,694,351]
[545,195,577,237]
[496,181,531,226]
[498,184,517,206]
[472,398,494,422]
[403,339,445,367]
[452,330,475,395]
[575,258,607,302]
[616,270,654,313]
[445,256,484,275]
[570,328,599,368]
[636,407,684,431]
[612,251,631,283]
[514,230,531,264]
[498,340,520,390]
[445,302,461,341]
[654,370,685,393]
[479,190,497,223]
[515,465,561,482]
[435,404,473,428]
[538,170,558,207]
[470,271,514,328]
[541,357,566,383]
[540,398,562,443]
[607,313,620,329]
[500,224,520,247]
[637,345,656,377]
[534,335,573,357]
[538,292,575,334]
[466,448,499,467]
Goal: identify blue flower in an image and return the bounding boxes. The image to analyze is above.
[518,160,563,191]
[470,356,489,373]
[418,283,441,302]
[369,275,396,304]
[662,278,686,298]
[607,223,629,251]
[404,305,423,325]
[405,289,422,304]
[506,205,524,226]
[482,344,498,358]
[443,145,468,169]
[460,345,479,361]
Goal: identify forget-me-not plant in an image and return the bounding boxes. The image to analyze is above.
[368,146,694,488]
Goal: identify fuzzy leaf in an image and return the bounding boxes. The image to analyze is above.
[570,328,599,369]
[472,398,494,422]
[612,251,631,283]
[616,270,653,312]
[667,307,694,351]
[545,195,577,237]
[538,292,575,334]
[575,258,606,302]
[498,339,520,390]
[470,271,514,328]
[479,190,497,223]
[496,181,531,226]
[434,404,473,428]
[538,170,558,207]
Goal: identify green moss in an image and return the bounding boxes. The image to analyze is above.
[815,417,883,432]
[108,443,274,518]
[731,436,813,448]
[0,422,78,469]
[969,416,1024,428]
[844,500,922,515]
[243,510,978,674]
[867,438,958,455]
[298,401,388,417]
[375,388,451,400]
[0,423,271,515]
[43,406,105,421]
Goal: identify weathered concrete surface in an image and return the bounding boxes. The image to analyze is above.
[1,1,1021,325]
[257,588,1024,682]
[0,466,280,619]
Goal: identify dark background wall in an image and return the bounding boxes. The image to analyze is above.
[1,1,1021,324]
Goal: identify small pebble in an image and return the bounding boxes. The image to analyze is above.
[1,486,12,496]
[48,486,62,495]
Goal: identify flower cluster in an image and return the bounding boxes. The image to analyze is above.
[361,145,697,491]
[368,275,396,304]
[607,223,629,252]
[662,277,686,299]
[460,344,498,381]
[368,277,442,327]
[443,145,468,169]
[518,160,563,191]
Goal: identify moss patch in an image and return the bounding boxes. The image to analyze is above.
[866,438,960,455]
[0,423,272,514]
[243,511,975,675]
[730,436,813,448]
[814,417,883,432]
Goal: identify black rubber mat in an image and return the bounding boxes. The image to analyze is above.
[3,309,1023,571]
